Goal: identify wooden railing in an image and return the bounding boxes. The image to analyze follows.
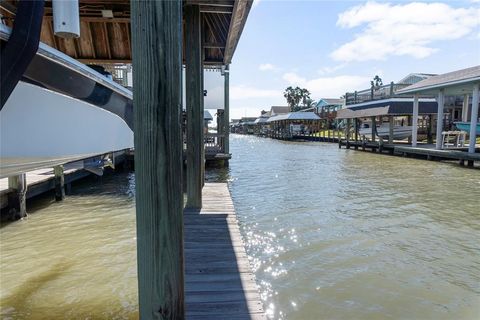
[205,132,226,154]
[345,82,412,105]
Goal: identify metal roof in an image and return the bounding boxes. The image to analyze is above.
[396,66,480,95]
[204,110,213,121]
[254,117,269,124]
[267,112,320,122]
[336,98,438,119]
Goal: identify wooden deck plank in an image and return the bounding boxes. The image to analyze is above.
[185,182,265,320]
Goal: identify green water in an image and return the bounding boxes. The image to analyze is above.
[1,134,479,319]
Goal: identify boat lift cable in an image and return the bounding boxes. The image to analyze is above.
[1,0,44,110]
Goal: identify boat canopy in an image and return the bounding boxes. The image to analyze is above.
[336,98,438,119]
[267,112,320,122]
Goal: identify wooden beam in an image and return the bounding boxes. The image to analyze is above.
[124,22,131,57]
[223,0,252,64]
[102,23,112,59]
[185,5,203,209]
[202,41,224,49]
[199,5,233,14]
[0,0,16,15]
[186,0,234,6]
[131,0,184,318]
[78,58,131,64]
[44,16,131,23]
[86,21,96,59]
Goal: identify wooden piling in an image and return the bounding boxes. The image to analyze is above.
[371,116,376,143]
[7,174,27,219]
[53,165,65,201]
[223,65,230,155]
[185,4,203,209]
[388,116,394,144]
[131,1,185,318]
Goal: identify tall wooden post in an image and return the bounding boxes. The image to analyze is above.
[412,93,419,146]
[185,4,203,208]
[131,1,184,318]
[223,65,230,154]
[436,89,445,149]
[468,83,479,154]
[346,118,351,148]
[427,114,434,144]
[8,174,27,219]
[388,116,394,144]
[371,116,376,142]
[54,165,65,201]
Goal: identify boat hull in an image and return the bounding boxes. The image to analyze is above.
[454,122,480,135]
[0,81,133,178]
[359,125,413,140]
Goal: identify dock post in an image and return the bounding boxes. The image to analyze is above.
[371,116,376,143]
[131,1,185,318]
[346,118,351,149]
[412,93,419,146]
[53,165,65,201]
[7,174,27,219]
[223,65,230,155]
[468,83,479,154]
[388,116,394,144]
[462,94,469,122]
[427,114,434,144]
[435,89,445,150]
[185,4,203,208]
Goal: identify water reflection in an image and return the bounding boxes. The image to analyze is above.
[228,134,480,320]
[0,172,138,319]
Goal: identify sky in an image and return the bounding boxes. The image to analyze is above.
[203,0,480,121]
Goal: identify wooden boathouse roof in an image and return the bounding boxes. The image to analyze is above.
[0,0,252,66]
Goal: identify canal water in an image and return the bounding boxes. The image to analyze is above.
[1,134,479,319]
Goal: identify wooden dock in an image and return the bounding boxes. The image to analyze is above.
[184,183,265,320]
[338,139,479,166]
[0,168,90,211]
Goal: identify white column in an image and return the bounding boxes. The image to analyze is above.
[435,89,444,150]
[468,83,479,153]
[462,94,469,122]
[412,93,419,146]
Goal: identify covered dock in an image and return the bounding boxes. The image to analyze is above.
[396,66,480,153]
[266,112,321,140]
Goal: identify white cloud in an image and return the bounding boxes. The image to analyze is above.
[282,72,371,98]
[252,0,262,8]
[331,1,480,62]
[259,63,278,71]
[317,63,347,75]
[230,85,281,100]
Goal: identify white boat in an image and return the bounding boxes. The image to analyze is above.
[0,24,134,178]
[359,123,412,140]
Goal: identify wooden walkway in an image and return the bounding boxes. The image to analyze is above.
[184,183,265,320]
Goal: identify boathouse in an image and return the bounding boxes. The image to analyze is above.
[266,112,321,140]
[396,66,480,153]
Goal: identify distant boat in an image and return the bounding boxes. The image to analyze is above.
[359,123,412,140]
[0,24,133,178]
[454,122,480,135]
